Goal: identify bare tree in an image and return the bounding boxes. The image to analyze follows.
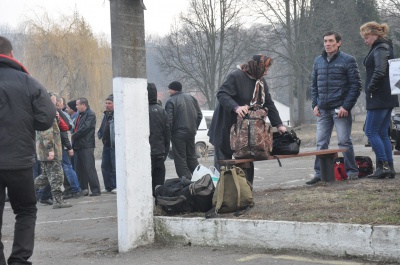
[156,0,262,109]
[249,0,379,125]
[22,11,112,115]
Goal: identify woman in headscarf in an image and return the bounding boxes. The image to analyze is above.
[208,55,287,183]
[360,22,399,179]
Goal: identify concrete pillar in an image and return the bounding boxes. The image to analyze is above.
[110,0,154,252]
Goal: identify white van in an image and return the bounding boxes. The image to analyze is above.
[194,110,214,157]
[168,110,214,159]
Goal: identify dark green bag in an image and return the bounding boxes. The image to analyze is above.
[211,166,254,214]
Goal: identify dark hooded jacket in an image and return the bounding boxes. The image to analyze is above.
[208,69,283,155]
[363,38,399,110]
[0,55,55,169]
[148,85,170,157]
[311,50,362,111]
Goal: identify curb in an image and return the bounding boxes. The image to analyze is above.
[154,217,400,262]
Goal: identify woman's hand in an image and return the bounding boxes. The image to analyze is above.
[277,125,287,134]
[235,105,249,118]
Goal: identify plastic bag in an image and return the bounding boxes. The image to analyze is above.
[192,165,220,186]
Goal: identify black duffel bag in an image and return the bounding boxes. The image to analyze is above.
[271,130,301,155]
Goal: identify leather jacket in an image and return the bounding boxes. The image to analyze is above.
[72,107,96,149]
[363,38,399,110]
[165,91,202,138]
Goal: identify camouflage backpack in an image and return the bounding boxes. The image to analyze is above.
[230,105,273,160]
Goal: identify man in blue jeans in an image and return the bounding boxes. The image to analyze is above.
[308,31,362,185]
[98,94,116,193]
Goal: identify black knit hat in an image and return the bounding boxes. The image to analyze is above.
[67,100,77,112]
[168,81,182,91]
[106,94,113,101]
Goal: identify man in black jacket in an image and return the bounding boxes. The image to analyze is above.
[72,98,101,196]
[148,83,170,194]
[0,36,55,265]
[165,81,202,179]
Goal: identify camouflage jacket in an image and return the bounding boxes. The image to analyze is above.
[36,118,62,161]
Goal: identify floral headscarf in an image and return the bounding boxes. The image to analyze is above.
[240,55,273,106]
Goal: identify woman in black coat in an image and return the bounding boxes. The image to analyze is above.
[360,21,399,179]
[208,55,287,183]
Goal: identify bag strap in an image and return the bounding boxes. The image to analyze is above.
[215,169,226,212]
[231,167,242,209]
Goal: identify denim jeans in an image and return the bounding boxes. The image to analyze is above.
[0,168,37,265]
[101,146,116,192]
[314,108,358,178]
[62,150,81,193]
[365,109,393,163]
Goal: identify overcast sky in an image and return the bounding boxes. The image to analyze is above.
[0,0,188,37]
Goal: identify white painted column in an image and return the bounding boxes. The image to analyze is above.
[110,0,153,252]
[114,78,154,252]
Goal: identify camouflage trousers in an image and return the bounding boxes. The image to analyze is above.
[35,161,64,197]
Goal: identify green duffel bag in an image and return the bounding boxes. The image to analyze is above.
[209,166,254,216]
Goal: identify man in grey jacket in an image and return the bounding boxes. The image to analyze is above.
[0,36,55,264]
[165,81,202,179]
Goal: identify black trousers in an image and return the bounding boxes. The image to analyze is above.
[151,156,165,195]
[75,148,100,194]
[0,168,37,265]
[214,147,254,184]
[171,137,199,179]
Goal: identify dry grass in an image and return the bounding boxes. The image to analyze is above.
[156,115,400,225]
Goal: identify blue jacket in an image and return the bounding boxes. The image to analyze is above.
[311,50,361,111]
[363,38,399,110]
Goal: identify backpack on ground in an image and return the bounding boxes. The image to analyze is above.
[189,174,215,212]
[155,178,196,215]
[155,175,215,215]
[355,156,374,177]
[334,156,374,181]
[206,166,254,218]
[230,106,273,160]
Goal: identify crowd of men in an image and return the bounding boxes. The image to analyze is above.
[34,94,116,209]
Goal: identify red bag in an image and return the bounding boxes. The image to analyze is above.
[355,156,374,177]
[334,157,348,181]
[334,156,374,180]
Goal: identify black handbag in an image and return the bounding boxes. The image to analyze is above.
[271,130,301,155]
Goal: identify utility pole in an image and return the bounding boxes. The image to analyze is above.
[110,0,154,252]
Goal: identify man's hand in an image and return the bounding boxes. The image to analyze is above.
[47,151,55,161]
[313,106,321,117]
[235,105,249,118]
[68,149,74,157]
[337,106,348,118]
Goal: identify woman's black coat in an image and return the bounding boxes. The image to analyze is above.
[208,69,283,155]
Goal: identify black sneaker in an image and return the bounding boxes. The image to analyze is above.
[63,193,73,199]
[39,199,53,205]
[72,189,89,198]
[306,177,321,185]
